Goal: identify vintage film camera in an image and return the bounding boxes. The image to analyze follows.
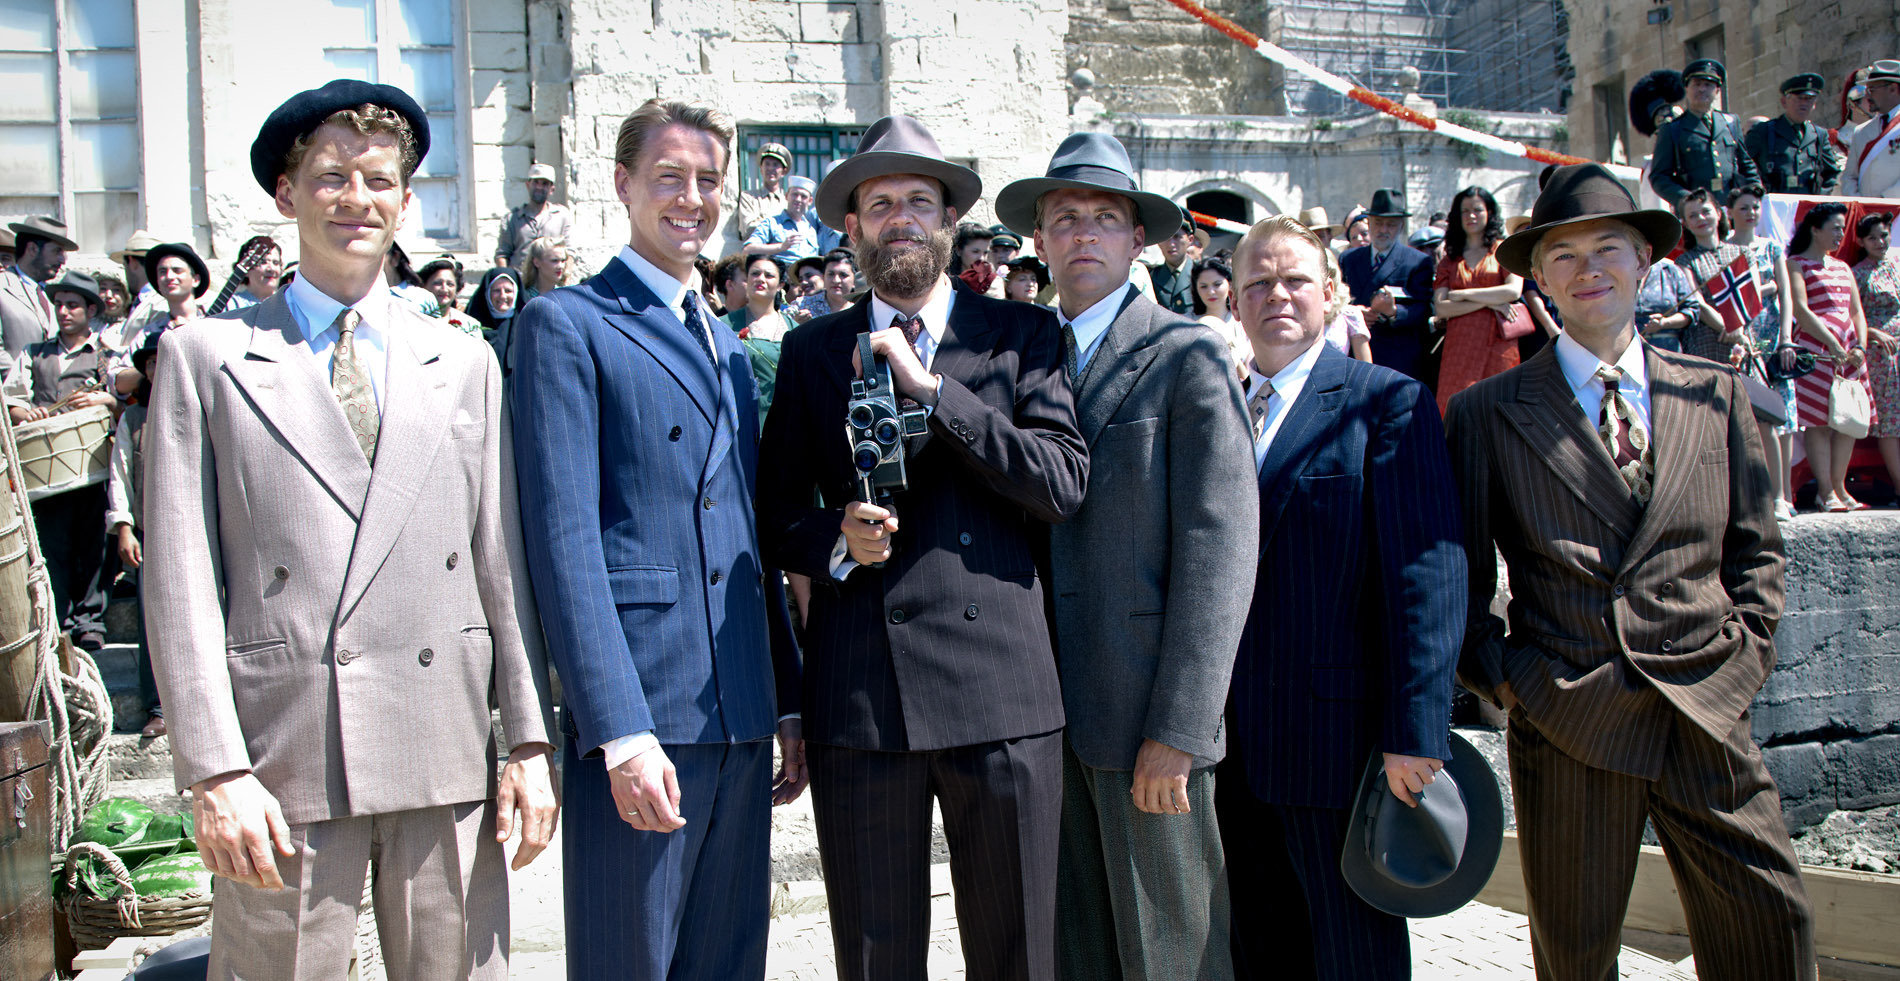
[847,330,929,508]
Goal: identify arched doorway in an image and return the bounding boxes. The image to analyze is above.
[1184,189,1252,254]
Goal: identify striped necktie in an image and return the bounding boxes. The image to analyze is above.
[331,308,379,463]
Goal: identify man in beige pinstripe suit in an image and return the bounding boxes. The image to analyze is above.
[1447,163,1815,981]
[145,79,557,980]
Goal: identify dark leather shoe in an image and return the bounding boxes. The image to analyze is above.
[75,632,105,652]
[140,715,167,739]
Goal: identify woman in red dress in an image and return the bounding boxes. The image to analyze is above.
[1787,202,1873,511]
[1432,186,1524,414]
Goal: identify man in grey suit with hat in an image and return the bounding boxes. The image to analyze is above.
[145,79,557,979]
[0,216,74,358]
[995,133,1255,981]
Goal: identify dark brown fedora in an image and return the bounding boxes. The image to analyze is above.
[814,116,982,231]
[1495,163,1681,278]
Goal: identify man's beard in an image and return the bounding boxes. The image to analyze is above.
[529,188,549,205]
[859,222,953,300]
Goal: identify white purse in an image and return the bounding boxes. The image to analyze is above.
[1829,373,1873,439]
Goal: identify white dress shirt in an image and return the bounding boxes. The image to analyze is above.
[827,278,958,583]
[1057,283,1134,376]
[1553,330,1652,434]
[617,245,720,355]
[284,274,391,411]
[1241,335,1329,473]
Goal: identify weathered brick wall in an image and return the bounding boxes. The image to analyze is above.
[1065,0,1274,115]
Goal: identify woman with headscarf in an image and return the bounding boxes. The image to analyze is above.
[468,265,524,376]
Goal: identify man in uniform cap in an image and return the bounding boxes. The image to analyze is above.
[997,130,1256,981]
[1146,217,1198,315]
[1448,162,1814,981]
[734,140,793,241]
[757,114,1087,980]
[0,216,76,357]
[494,162,573,267]
[988,224,1023,270]
[1746,73,1845,195]
[1844,60,1900,198]
[144,77,557,979]
[1649,59,1761,206]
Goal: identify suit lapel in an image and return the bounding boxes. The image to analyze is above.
[820,303,874,402]
[1619,350,1712,571]
[598,259,717,426]
[703,319,743,487]
[1257,347,1348,552]
[1495,346,1644,534]
[1075,288,1162,446]
[913,293,997,458]
[338,315,455,617]
[220,293,371,519]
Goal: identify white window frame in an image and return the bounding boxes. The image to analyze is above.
[321,0,474,249]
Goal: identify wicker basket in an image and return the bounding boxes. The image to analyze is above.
[62,841,213,951]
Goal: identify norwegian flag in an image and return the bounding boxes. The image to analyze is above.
[1701,253,1763,333]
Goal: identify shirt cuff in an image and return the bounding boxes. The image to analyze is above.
[105,511,133,534]
[601,731,660,770]
[777,713,802,724]
[829,532,859,581]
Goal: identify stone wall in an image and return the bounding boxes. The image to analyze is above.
[1756,514,1900,829]
[1564,0,1900,166]
[1065,0,1274,115]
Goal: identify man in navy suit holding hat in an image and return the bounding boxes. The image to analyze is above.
[1218,213,1465,981]
[509,98,804,981]
[757,114,1088,981]
[1340,189,1437,384]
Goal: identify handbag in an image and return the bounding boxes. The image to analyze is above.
[1493,302,1534,341]
[1829,373,1873,439]
[1763,345,1820,382]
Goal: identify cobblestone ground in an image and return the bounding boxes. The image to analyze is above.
[504,812,1696,981]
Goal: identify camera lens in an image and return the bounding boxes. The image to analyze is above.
[849,405,875,430]
[854,445,881,473]
[875,419,900,445]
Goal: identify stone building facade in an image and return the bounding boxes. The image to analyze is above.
[1567,0,1900,167]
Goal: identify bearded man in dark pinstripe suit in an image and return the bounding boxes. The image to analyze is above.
[1446,164,1814,981]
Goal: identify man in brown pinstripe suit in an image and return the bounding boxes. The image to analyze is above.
[1446,163,1815,981]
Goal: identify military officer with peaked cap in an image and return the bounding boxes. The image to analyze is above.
[1746,73,1845,195]
[1649,59,1761,206]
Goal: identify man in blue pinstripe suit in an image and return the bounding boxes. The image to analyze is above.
[509,99,803,981]
[1216,215,1466,980]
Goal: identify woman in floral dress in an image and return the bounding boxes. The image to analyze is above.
[1852,211,1900,499]
[1727,185,1798,518]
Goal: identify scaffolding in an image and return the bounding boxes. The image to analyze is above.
[1445,0,1571,113]
[1269,0,1458,117]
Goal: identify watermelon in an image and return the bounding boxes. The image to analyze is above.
[130,852,213,898]
[73,798,156,850]
[144,811,194,846]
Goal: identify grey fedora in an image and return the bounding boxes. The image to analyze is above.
[1366,188,1411,218]
[44,271,103,313]
[1495,162,1681,278]
[814,116,982,231]
[995,133,1182,247]
[1339,730,1504,919]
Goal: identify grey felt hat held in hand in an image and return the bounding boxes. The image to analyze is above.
[1339,730,1504,919]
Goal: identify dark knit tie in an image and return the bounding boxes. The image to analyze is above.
[682,290,717,368]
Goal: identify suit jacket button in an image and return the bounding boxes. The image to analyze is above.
[1612,583,1626,597]
[1660,581,1674,594]
[419,648,434,665]
[965,604,979,620]
[703,496,715,510]
[670,426,683,441]
[958,532,972,546]
[710,572,723,585]
[446,552,459,570]
[336,649,356,665]
[889,609,906,624]
[1660,640,1674,652]
[273,565,289,581]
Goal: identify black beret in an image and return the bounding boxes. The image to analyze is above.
[1781,73,1825,95]
[250,78,431,195]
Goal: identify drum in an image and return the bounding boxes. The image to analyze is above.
[15,405,112,502]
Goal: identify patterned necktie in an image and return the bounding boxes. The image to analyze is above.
[331,309,379,463]
[891,313,924,351]
[682,290,718,369]
[1060,323,1080,384]
[1247,378,1275,441]
[1595,366,1652,503]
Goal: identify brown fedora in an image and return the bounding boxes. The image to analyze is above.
[815,116,982,231]
[1495,163,1681,278]
[1298,206,1337,237]
[8,216,78,252]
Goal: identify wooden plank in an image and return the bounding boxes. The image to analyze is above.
[0,722,53,981]
[1477,831,1900,968]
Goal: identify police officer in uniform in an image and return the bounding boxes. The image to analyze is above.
[1650,59,1761,207]
[1746,73,1845,195]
